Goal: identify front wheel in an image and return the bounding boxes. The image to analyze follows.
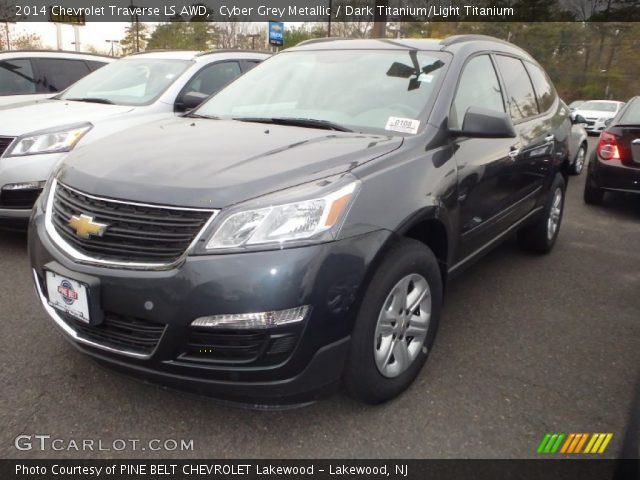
[344,239,442,404]
[517,174,566,254]
[571,144,587,175]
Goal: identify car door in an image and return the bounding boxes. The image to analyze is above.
[175,61,242,111]
[493,55,553,218]
[450,54,519,258]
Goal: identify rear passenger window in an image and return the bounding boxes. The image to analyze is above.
[495,55,539,122]
[0,59,37,95]
[450,55,504,129]
[36,58,91,92]
[526,62,556,113]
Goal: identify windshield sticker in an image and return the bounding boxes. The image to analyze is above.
[418,73,434,83]
[386,117,420,135]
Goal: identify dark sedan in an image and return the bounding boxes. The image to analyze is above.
[584,96,640,204]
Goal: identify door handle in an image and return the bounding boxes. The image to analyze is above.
[545,134,555,142]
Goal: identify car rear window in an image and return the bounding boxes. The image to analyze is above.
[619,100,640,125]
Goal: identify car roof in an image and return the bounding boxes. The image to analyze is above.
[124,49,271,63]
[583,100,624,104]
[290,35,534,61]
[0,50,113,62]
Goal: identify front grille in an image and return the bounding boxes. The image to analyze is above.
[60,312,165,355]
[179,329,299,365]
[51,182,214,264]
[0,187,42,209]
[0,136,14,156]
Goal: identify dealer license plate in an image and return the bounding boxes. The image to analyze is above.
[45,271,90,323]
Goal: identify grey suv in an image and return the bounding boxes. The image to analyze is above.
[29,35,572,406]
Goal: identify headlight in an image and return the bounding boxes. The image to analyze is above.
[597,117,607,123]
[203,174,360,252]
[7,123,92,157]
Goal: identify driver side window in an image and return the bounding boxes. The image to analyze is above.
[182,61,242,98]
[450,55,505,129]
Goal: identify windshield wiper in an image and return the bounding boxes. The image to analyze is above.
[234,117,352,132]
[66,97,115,105]
[184,112,219,120]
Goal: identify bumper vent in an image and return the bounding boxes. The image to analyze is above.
[50,182,214,265]
[0,186,42,209]
[0,136,14,157]
[60,312,165,355]
[179,329,300,365]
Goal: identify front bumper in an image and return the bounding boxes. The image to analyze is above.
[29,203,390,405]
[0,152,64,218]
[584,120,607,134]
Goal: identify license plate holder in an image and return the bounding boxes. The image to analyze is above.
[46,271,92,323]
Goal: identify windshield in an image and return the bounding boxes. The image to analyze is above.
[196,49,448,133]
[619,99,640,125]
[59,58,192,106]
[580,101,618,112]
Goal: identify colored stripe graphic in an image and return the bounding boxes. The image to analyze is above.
[537,433,566,453]
[541,433,614,454]
[584,433,614,454]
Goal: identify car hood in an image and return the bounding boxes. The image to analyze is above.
[0,99,136,136]
[576,109,616,119]
[58,118,403,208]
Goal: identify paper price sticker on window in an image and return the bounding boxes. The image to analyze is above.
[385,117,421,135]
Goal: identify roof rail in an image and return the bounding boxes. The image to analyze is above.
[195,49,271,56]
[439,34,512,47]
[126,49,199,56]
[296,37,351,46]
[0,49,112,58]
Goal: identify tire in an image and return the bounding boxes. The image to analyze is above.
[584,179,604,205]
[344,238,442,404]
[571,144,587,175]
[517,174,566,254]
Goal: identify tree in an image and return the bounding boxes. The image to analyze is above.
[120,22,150,54]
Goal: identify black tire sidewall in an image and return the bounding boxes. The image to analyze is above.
[345,239,443,404]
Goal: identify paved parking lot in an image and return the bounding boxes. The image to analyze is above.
[1,138,638,459]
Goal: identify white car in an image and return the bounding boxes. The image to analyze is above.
[0,50,269,223]
[0,50,112,108]
[574,100,625,135]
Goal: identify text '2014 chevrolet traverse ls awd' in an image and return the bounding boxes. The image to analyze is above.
[29,36,572,406]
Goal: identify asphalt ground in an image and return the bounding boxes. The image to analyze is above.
[1,137,638,459]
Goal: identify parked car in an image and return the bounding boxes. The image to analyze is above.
[573,100,625,135]
[0,50,111,107]
[29,35,572,406]
[569,111,589,175]
[568,100,585,111]
[584,96,640,204]
[0,50,269,224]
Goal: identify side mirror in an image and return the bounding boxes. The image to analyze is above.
[571,113,587,125]
[178,91,209,111]
[450,107,517,139]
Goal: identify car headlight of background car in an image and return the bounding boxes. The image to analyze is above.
[6,123,92,157]
[200,173,360,253]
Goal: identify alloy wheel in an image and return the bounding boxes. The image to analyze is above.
[374,274,431,378]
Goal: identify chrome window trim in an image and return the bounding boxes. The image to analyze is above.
[45,178,219,270]
[33,269,162,359]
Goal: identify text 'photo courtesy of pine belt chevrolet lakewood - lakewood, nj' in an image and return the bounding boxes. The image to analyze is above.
[3,31,636,409]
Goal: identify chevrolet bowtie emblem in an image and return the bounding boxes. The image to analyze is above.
[68,214,108,239]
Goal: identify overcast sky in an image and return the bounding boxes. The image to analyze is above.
[12,22,132,53]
